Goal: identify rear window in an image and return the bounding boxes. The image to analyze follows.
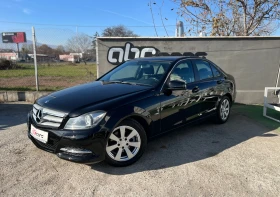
[210,64,221,77]
[193,60,213,80]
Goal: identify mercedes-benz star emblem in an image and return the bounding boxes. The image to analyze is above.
[36,110,42,122]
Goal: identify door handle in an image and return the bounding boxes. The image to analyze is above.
[192,86,200,93]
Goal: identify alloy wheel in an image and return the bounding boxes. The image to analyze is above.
[106,125,141,162]
[220,99,230,120]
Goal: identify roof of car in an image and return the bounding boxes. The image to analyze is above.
[131,56,203,61]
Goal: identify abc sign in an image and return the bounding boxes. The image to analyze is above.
[107,42,158,65]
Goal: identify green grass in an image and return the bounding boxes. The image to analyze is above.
[0,63,96,78]
[233,104,280,132]
[0,62,97,91]
[0,87,62,91]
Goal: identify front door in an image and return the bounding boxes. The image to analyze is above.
[160,60,201,133]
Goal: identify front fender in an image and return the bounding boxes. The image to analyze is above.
[104,104,154,138]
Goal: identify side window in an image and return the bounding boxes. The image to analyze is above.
[170,60,195,83]
[210,64,221,77]
[193,60,213,80]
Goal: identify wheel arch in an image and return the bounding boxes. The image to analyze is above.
[224,93,233,106]
[105,110,153,140]
[126,115,151,139]
[215,92,233,109]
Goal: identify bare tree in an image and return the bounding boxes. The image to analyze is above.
[37,44,54,55]
[21,44,33,53]
[102,25,138,37]
[55,45,65,55]
[66,33,92,53]
[173,0,280,36]
[92,32,99,50]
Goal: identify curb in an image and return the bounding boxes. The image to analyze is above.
[0,91,51,103]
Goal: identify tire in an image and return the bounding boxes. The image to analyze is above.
[215,96,231,124]
[105,119,147,167]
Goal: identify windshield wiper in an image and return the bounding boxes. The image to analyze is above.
[122,82,152,87]
[118,81,136,85]
[101,80,123,84]
[108,81,136,85]
[102,80,151,87]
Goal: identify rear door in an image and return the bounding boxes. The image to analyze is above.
[208,61,226,97]
[191,59,219,114]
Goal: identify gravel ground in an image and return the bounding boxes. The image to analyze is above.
[0,102,280,197]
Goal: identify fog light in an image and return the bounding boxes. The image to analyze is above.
[60,147,92,154]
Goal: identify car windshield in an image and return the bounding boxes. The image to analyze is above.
[99,60,173,87]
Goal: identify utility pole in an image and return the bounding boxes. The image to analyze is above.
[16,43,20,60]
[32,26,39,91]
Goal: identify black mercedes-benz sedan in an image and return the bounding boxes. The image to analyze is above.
[27,56,236,166]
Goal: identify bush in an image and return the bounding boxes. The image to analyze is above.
[0,59,22,70]
[0,59,11,70]
[0,59,17,70]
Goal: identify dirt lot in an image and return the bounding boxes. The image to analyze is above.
[0,102,280,197]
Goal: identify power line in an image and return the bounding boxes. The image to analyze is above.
[0,20,177,28]
[149,0,158,36]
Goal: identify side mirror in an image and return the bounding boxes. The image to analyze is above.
[167,80,186,90]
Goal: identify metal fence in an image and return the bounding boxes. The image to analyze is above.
[0,27,97,91]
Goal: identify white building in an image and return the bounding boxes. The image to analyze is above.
[70,53,83,58]
[0,52,18,60]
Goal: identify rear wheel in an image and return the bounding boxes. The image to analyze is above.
[105,119,147,167]
[215,96,231,124]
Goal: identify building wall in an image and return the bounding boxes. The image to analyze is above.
[0,52,17,60]
[97,37,280,104]
[59,54,79,62]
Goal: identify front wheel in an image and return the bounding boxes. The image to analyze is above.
[105,119,147,167]
[215,96,231,124]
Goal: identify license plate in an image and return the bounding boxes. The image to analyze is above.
[30,124,48,143]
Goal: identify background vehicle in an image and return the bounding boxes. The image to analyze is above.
[27,56,236,166]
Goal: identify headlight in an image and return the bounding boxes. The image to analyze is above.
[64,111,106,130]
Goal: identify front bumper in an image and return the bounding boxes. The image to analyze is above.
[27,112,107,164]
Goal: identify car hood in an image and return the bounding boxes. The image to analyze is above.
[36,81,152,114]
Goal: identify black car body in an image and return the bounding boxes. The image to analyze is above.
[27,56,236,166]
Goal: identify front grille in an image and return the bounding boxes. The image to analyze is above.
[33,104,66,128]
